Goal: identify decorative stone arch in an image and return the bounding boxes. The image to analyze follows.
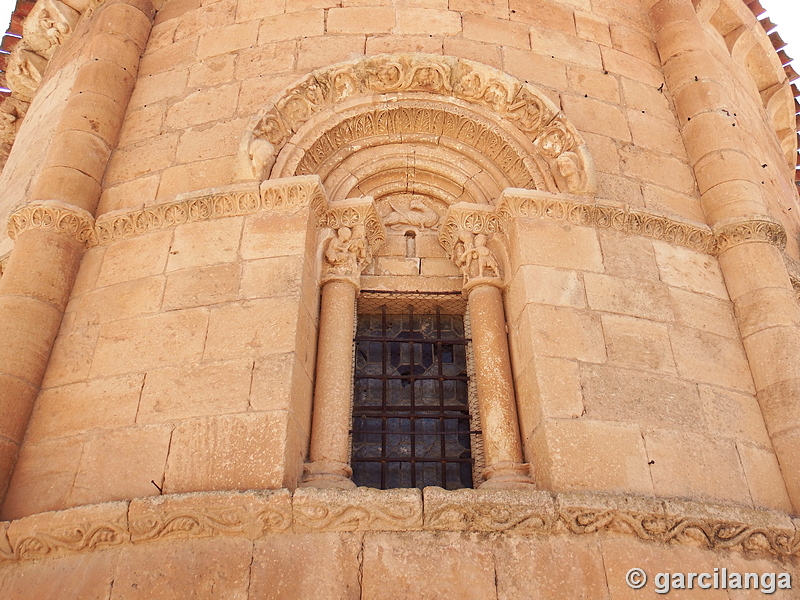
[238,55,593,491]
[239,53,596,219]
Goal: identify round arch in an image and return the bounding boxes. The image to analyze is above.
[239,53,596,222]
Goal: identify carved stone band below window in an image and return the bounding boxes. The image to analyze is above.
[7,200,96,247]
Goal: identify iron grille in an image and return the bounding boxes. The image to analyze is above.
[351,295,475,490]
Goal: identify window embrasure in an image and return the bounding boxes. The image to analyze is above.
[350,291,483,490]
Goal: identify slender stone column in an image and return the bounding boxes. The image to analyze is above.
[466,282,534,488]
[649,0,800,509]
[440,203,535,489]
[302,279,359,489]
[301,198,385,489]
[0,0,154,506]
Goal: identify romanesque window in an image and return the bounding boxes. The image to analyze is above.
[350,293,478,490]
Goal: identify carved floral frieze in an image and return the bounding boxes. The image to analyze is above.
[7,200,96,246]
[1,489,799,562]
[92,177,326,246]
[497,189,720,253]
[713,216,788,253]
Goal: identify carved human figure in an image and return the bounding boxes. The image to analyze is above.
[557,151,586,194]
[324,226,367,277]
[455,231,500,284]
[473,234,500,279]
[454,231,475,285]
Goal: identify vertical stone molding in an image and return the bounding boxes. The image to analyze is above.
[0,0,155,508]
[651,0,800,510]
[301,198,385,489]
[439,203,535,489]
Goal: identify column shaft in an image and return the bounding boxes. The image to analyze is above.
[302,280,358,489]
[0,0,154,508]
[467,284,533,488]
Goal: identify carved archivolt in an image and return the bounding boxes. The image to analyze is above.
[7,200,96,247]
[1,488,798,562]
[243,53,596,199]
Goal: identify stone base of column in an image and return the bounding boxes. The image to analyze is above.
[299,460,357,490]
[479,461,536,490]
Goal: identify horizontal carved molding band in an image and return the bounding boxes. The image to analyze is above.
[7,201,96,247]
[498,189,718,254]
[92,176,326,246]
[1,488,798,562]
[713,216,788,253]
[499,190,791,256]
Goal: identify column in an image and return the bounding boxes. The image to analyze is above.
[0,0,154,505]
[441,203,536,489]
[301,198,385,489]
[650,0,800,509]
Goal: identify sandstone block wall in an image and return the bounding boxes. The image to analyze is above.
[0,0,797,515]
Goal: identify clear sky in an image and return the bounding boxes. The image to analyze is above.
[0,0,794,85]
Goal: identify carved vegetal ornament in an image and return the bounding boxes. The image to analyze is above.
[244,54,596,198]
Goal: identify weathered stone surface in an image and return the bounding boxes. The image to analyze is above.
[361,531,497,600]
[293,488,423,533]
[250,532,362,600]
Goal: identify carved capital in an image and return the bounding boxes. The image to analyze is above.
[7,200,96,247]
[713,216,788,253]
[439,202,505,288]
[319,197,386,287]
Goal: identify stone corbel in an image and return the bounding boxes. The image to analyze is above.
[23,0,80,60]
[318,197,386,289]
[438,202,506,293]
